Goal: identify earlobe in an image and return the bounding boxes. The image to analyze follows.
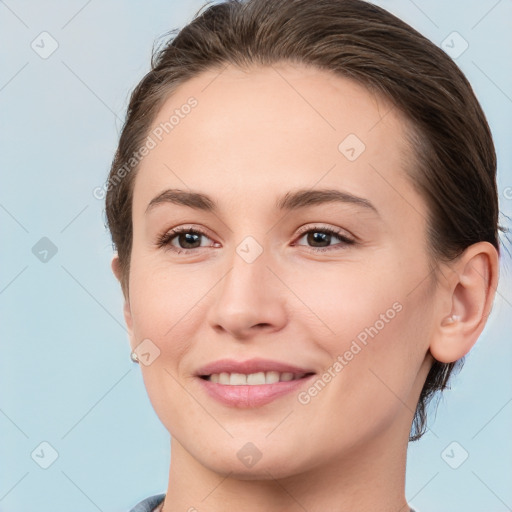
[122,298,134,340]
[111,254,122,282]
[111,254,135,343]
[429,242,499,364]
[442,314,461,325]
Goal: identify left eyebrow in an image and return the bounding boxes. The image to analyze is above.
[275,188,380,216]
[145,187,379,216]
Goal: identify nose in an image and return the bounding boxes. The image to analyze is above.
[206,240,288,340]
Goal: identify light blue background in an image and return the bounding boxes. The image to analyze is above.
[1,1,511,511]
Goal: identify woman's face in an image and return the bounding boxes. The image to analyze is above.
[121,63,438,477]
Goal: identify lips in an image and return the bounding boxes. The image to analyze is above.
[194,358,316,407]
[195,358,315,377]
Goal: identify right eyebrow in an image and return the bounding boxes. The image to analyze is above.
[145,189,217,214]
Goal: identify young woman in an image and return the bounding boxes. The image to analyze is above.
[104,0,502,510]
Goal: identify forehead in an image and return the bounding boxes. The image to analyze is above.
[133,63,426,224]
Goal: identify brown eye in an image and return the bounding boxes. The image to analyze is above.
[174,231,203,249]
[305,231,332,248]
[157,227,215,253]
[295,226,355,251]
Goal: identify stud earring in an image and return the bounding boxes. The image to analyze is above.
[444,314,461,324]
[130,351,139,363]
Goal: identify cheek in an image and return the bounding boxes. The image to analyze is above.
[128,251,206,339]
[288,257,404,347]
[127,258,202,432]
[291,257,430,400]
[126,254,204,415]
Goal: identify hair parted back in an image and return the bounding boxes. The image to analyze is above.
[105,0,504,441]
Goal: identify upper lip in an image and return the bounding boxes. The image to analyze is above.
[196,358,316,376]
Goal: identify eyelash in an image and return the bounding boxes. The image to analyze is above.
[156,224,356,254]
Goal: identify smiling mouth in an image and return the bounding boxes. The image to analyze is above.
[199,371,315,385]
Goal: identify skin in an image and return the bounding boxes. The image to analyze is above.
[111,63,499,512]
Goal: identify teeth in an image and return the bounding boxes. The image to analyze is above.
[219,372,230,385]
[229,373,247,385]
[265,371,280,384]
[247,372,266,385]
[206,371,307,385]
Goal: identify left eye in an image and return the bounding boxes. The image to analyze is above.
[295,227,355,250]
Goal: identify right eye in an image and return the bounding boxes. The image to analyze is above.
[156,226,218,254]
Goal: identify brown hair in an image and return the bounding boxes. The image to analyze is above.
[105,0,504,441]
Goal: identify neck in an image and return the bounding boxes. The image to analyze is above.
[162,423,411,512]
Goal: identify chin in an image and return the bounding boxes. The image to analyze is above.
[193,440,313,481]
[204,457,299,481]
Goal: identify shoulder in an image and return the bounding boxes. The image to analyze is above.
[127,494,166,512]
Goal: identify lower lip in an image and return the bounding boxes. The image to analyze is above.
[196,375,315,408]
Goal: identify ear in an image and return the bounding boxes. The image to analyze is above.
[429,241,499,363]
[111,254,134,342]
